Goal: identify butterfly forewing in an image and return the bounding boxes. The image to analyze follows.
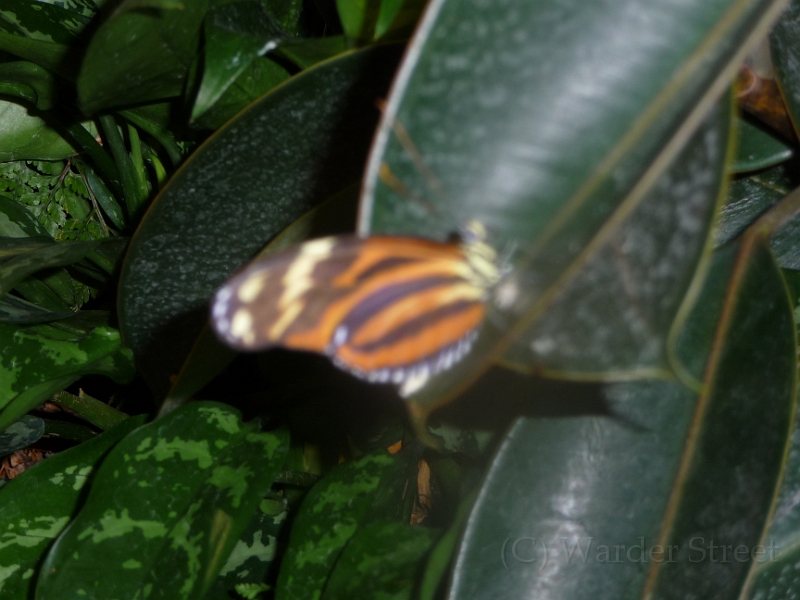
[211,235,491,385]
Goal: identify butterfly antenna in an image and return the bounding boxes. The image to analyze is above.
[390,118,444,198]
[379,163,441,217]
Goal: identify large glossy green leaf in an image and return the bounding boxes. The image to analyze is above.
[0,416,145,600]
[158,184,359,414]
[118,44,403,395]
[275,451,415,600]
[0,313,135,431]
[360,0,787,412]
[745,382,800,598]
[500,100,728,379]
[771,0,800,139]
[447,228,796,598]
[77,0,209,113]
[771,214,800,269]
[36,403,289,600]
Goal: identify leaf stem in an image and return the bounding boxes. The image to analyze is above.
[99,115,144,217]
[51,390,129,431]
[120,110,183,167]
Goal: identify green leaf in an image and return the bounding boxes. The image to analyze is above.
[83,237,128,275]
[0,61,56,110]
[447,231,796,598]
[417,491,477,600]
[0,237,100,297]
[118,43,403,395]
[192,0,285,123]
[14,268,78,312]
[360,0,787,413]
[98,115,146,219]
[275,451,414,600]
[36,403,289,600]
[501,99,729,378]
[192,57,289,130]
[730,113,793,173]
[336,0,379,44]
[33,0,97,19]
[77,0,210,113]
[120,106,183,167]
[0,159,109,243]
[0,0,90,43]
[374,0,425,40]
[321,522,439,600]
[41,418,97,442]
[721,165,800,271]
[77,160,126,230]
[0,32,73,74]
[0,100,78,161]
[261,0,303,35]
[746,379,800,596]
[716,162,796,247]
[0,314,135,431]
[276,36,347,69]
[0,414,43,455]
[0,193,50,238]
[768,211,800,270]
[158,184,359,415]
[0,416,145,599]
[0,295,72,324]
[212,495,289,596]
[771,0,800,139]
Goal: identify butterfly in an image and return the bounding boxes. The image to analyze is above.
[210,220,502,397]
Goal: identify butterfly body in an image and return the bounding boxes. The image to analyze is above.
[211,222,500,396]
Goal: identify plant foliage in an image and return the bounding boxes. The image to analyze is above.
[0,0,798,598]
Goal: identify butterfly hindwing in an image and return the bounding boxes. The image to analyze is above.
[211,235,489,385]
[212,236,360,352]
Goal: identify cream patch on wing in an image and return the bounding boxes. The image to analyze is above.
[230,308,255,344]
[237,271,269,303]
[270,238,335,338]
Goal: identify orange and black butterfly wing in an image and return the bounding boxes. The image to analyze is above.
[211,236,364,353]
[211,235,487,389]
